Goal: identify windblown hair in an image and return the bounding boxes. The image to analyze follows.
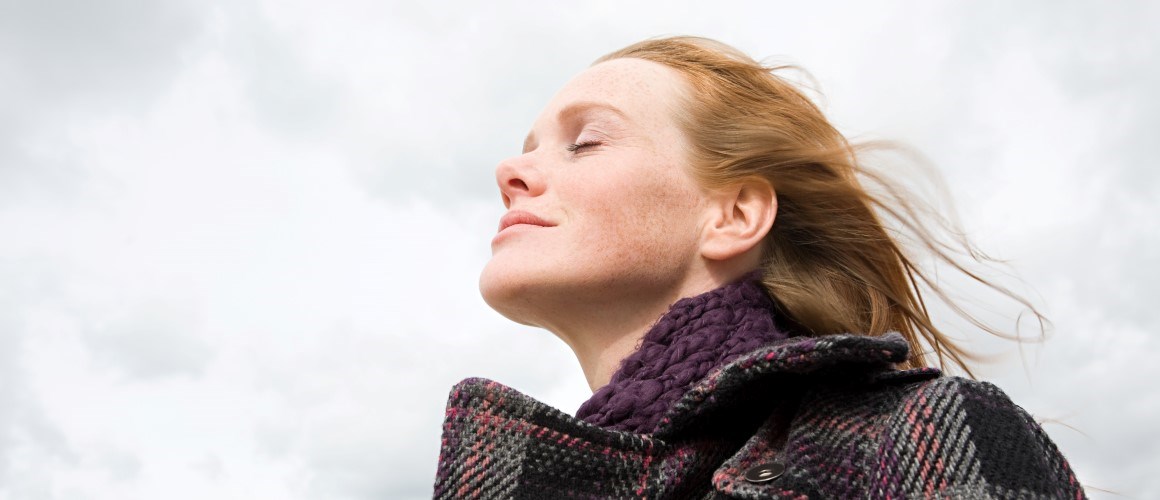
[597,37,1044,375]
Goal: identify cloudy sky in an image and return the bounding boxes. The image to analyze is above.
[1,1,1156,498]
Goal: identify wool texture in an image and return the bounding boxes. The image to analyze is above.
[575,276,787,434]
[434,334,1087,499]
[433,277,1087,498]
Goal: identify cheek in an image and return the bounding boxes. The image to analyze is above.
[573,171,703,263]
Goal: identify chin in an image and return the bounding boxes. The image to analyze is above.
[479,259,545,327]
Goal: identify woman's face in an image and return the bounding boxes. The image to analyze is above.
[479,58,710,327]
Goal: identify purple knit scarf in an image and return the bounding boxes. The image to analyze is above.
[575,275,789,434]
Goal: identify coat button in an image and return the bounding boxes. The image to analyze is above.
[743,462,785,483]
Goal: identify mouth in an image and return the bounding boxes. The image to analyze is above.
[498,210,555,232]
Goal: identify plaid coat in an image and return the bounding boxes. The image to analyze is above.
[434,333,1085,499]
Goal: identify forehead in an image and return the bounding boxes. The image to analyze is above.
[553,58,686,104]
[530,58,689,135]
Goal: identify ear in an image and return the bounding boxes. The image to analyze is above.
[700,180,777,262]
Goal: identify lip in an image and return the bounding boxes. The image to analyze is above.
[497,210,556,233]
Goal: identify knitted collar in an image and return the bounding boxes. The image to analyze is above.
[575,275,789,434]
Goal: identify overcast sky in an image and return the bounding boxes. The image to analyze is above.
[1,1,1157,498]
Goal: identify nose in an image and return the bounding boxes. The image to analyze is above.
[495,153,543,208]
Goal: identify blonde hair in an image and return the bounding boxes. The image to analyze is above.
[598,37,1044,375]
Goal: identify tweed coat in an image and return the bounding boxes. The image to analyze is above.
[433,331,1084,499]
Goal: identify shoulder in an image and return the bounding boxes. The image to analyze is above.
[851,373,1086,499]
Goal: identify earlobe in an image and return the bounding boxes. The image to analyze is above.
[701,181,777,262]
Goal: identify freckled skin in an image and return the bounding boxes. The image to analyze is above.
[479,59,716,384]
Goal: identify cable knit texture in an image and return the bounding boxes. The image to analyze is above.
[575,276,788,434]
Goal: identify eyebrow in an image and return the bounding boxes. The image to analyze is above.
[523,101,629,153]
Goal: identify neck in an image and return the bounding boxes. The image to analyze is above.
[546,283,701,392]
[544,266,754,392]
[576,323,653,393]
[574,269,786,433]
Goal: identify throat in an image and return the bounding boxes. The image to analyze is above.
[574,275,788,434]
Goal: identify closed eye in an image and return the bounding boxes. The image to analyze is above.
[565,141,602,153]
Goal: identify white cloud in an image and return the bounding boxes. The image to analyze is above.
[0,1,1155,498]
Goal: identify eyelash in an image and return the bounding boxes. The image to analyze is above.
[565,141,602,153]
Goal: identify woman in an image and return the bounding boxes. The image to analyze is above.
[434,37,1084,499]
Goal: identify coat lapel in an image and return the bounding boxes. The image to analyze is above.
[653,333,912,438]
[434,333,916,499]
